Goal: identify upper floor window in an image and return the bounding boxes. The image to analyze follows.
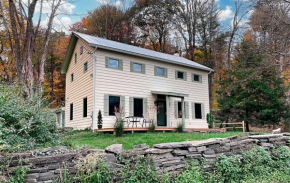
[130,62,145,73]
[176,70,186,80]
[71,73,74,82]
[193,74,202,83]
[133,63,142,72]
[80,46,83,55]
[84,62,88,72]
[109,59,119,69]
[155,66,167,77]
[74,53,77,64]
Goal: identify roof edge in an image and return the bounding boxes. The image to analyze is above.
[61,33,78,74]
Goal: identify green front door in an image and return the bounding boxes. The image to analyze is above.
[157,100,167,126]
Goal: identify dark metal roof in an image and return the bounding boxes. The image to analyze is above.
[61,32,213,74]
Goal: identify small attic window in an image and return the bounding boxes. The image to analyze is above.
[80,46,83,55]
[74,53,77,64]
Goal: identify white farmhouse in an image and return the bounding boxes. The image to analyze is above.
[61,32,213,131]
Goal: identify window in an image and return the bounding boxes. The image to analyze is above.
[109,96,120,116]
[134,98,143,117]
[109,58,119,69]
[177,71,185,80]
[84,62,88,72]
[80,46,83,55]
[71,73,74,82]
[70,103,73,120]
[156,67,166,77]
[74,53,77,64]
[83,98,87,117]
[195,103,202,119]
[178,102,182,118]
[133,63,142,73]
[193,74,200,82]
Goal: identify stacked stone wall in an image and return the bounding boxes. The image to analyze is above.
[0,133,289,183]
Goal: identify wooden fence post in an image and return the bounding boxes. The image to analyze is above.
[242,121,245,133]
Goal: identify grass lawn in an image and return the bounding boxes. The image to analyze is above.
[61,131,243,150]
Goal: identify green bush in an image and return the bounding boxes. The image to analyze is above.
[206,113,214,128]
[119,157,160,183]
[0,84,59,151]
[149,122,156,133]
[176,122,183,133]
[174,160,207,183]
[114,119,124,137]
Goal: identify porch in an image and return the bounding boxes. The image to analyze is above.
[96,127,226,133]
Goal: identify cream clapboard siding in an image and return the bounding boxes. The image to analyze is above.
[65,39,94,129]
[94,49,210,129]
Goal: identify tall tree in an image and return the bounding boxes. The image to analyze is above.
[0,0,62,96]
[218,31,290,131]
[134,0,179,53]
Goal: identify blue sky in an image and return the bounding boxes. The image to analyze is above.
[35,0,247,33]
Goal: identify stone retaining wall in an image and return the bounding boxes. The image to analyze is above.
[0,133,289,183]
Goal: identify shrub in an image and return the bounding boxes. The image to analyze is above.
[149,122,156,133]
[97,110,103,126]
[76,153,114,183]
[0,84,59,151]
[114,119,124,137]
[176,122,183,133]
[174,160,207,183]
[119,157,160,183]
[206,113,214,128]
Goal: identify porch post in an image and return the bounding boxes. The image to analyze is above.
[181,97,185,128]
[166,95,170,127]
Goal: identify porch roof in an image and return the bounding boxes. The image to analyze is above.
[151,91,189,98]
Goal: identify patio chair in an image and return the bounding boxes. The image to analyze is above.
[142,113,153,127]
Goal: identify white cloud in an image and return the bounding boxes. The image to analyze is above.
[22,0,75,15]
[219,6,234,21]
[115,0,122,6]
[40,16,72,34]
[97,0,110,5]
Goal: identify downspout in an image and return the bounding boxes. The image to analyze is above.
[92,47,97,132]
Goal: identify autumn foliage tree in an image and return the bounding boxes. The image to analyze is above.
[0,0,62,96]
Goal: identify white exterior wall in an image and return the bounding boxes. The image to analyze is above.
[65,39,94,129]
[94,49,210,129]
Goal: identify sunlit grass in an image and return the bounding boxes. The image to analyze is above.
[61,131,243,150]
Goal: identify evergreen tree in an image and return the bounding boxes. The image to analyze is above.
[218,32,290,131]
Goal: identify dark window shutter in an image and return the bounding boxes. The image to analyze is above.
[104,94,109,116]
[142,64,146,74]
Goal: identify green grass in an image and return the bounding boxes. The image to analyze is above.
[61,131,243,150]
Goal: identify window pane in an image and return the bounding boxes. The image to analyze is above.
[109,96,120,116]
[71,74,74,82]
[178,102,182,118]
[133,63,142,72]
[75,53,77,64]
[109,59,119,69]
[80,46,83,54]
[70,103,73,120]
[195,103,202,119]
[194,74,200,82]
[177,71,184,79]
[84,62,88,72]
[83,98,87,117]
[156,67,165,76]
[134,98,143,117]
